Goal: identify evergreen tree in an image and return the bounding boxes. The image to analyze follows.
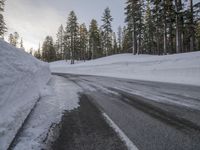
[143,0,154,54]
[0,0,6,38]
[152,0,165,54]
[125,0,143,54]
[112,32,118,54]
[8,32,20,47]
[194,2,200,50]
[56,24,65,60]
[117,26,123,53]
[42,36,56,62]
[166,0,176,54]
[65,11,79,64]
[79,23,88,61]
[101,7,113,56]
[189,0,194,51]
[122,26,132,53]
[196,22,200,50]
[8,33,14,45]
[89,19,101,59]
[175,0,184,53]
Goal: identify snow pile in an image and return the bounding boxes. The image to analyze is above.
[13,76,82,150]
[50,52,200,86]
[0,40,51,150]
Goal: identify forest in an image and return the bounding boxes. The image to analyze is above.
[1,0,200,63]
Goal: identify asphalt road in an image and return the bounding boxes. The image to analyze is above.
[54,73,200,150]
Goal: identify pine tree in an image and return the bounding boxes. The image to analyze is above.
[122,26,132,53]
[196,22,200,50]
[65,11,79,64]
[189,0,194,51]
[89,19,101,59]
[143,0,154,54]
[101,7,113,56]
[0,0,6,38]
[112,32,118,54]
[194,2,200,50]
[8,33,14,45]
[152,0,165,55]
[175,0,183,53]
[117,26,123,53]
[125,0,143,54]
[79,23,88,61]
[42,36,56,62]
[166,0,176,54]
[8,32,19,47]
[56,25,65,60]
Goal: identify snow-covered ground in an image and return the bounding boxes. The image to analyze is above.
[13,75,82,150]
[50,52,200,86]
[0,40,51,150]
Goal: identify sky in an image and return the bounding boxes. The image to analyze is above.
[4,0,126,51]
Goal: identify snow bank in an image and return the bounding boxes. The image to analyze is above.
[0,40,51,150]
[13,76,82,150]
[50,52,200,86]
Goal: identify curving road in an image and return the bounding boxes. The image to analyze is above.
[53,73,200,150]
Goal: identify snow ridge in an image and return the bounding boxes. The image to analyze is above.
[50,52,200,86]
[0,40,51,150]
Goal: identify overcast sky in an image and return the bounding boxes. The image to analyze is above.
[4,0,125,51]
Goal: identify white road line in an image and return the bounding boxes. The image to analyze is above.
[102,113,139,150]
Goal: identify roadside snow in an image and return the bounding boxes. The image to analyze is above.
[0,40,51,150]
[50,52,200,86]
[13,75,82,150]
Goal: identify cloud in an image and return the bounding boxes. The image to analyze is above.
[4,0,65,50]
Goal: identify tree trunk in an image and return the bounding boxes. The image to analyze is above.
[132,16,137,55]
[164,22,167,55]
[190,0,194,52]
[175,0,182,53]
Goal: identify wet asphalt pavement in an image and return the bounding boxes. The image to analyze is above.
[52,73,200,150]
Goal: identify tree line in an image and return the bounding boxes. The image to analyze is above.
[38,0,200,63]
[38,8,118,63]
[0,0,200,63]
[125,0,200,55]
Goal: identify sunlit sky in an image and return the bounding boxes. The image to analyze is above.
[4,0,198,51]
[4,0,125,51]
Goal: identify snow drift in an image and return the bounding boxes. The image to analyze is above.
[50,52,200,86]
[0,40,51,150]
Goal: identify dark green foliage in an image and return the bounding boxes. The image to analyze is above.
[101,7,113,56]
[79,23,88,61]
[65,11,79,64]
[89,19,101,59]
[38,1,200,62]
[42,36,56,62]
[55,24,65,60]
[0,0,6,37]
[9,32,20,47]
